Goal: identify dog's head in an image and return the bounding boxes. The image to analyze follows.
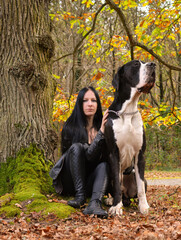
[112,60,156,94]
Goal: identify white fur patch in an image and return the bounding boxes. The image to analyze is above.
[137,61,152,89]
[138,61,147,88]
[134,159,149,214]
[118,88,138,115]
[109,202,123,216]
[111,75,150,215]
[112,88,143,171]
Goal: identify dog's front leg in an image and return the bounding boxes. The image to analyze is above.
[109,152,123,216]
[135,151,149,214]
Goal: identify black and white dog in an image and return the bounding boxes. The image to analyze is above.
[105,60,156,215]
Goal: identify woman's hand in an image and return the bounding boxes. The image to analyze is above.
[100,109,109,133]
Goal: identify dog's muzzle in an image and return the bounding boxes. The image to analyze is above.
[138,62,156,94]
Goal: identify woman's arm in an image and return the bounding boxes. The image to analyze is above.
[85,130,105,161]
[85,109,108,161]
[100,109,109,134]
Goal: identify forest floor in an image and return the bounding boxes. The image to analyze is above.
[0,171,181,240]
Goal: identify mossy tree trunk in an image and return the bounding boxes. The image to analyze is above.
[0,0,58,162]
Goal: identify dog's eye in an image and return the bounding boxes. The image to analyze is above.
[134,61,140,66]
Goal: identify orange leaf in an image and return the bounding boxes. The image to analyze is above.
[95,72,104,80]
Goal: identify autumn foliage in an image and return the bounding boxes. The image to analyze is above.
[51,0,181,131]
[53,84,181,130]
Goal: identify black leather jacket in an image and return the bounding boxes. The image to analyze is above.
[84,130,105,162]
[49,130,107,194]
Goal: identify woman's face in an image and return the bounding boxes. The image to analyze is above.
[83,89,98,118]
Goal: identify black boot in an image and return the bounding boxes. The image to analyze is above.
[83,199,108,218]
[67,143,86,208]
[68,197,85,208]
[83,162,108,218]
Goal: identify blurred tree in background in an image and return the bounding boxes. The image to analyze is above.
[50,0,181,169]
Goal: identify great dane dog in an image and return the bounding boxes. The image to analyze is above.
[105,60,156,215]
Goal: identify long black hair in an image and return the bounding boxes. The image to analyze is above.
[61,86,103,153]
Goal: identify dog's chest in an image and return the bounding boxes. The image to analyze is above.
[112,114,143,169]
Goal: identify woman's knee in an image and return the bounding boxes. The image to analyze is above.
[96,162,109,174]
[67,143,86,165]
[69,143,84,155]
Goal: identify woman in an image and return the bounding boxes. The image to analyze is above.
[50,86,109,218]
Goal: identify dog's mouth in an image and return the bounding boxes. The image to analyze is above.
[138,71,155,94]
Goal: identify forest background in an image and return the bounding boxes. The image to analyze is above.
[0,0,181,221]
[51,0,181,171]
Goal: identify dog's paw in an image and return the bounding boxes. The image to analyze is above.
[104,197,113,206]
[139,202,149,215]
[109,202,123,216]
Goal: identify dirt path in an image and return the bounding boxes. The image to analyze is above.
[147,178,181,186]
[145,171,181,186]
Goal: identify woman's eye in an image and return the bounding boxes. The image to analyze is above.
[83,99,97,102]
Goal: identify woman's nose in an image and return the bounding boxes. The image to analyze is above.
[88,100,92,105]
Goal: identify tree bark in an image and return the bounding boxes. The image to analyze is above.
[0,0,58,162]
[158,63,164,103]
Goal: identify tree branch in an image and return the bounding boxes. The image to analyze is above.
[136,42,181,71]
[169,69,176,109]
[105,0,135,45]
[52,52,73,62]
[105,0,181,72]
[52,3,107,64]
[168,186,180,196]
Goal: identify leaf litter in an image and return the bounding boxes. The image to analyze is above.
[0,185,180,239]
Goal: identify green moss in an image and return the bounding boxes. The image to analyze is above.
[0,144,75,219]
[15,188,47,202]
[0,205,21,217]
[6,144,54,195]
[0,162,8,195]
[0,194,21,217]
[0,193,14,207]
[27,199,75,219]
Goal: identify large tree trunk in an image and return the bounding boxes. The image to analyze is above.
[0,0,58,162]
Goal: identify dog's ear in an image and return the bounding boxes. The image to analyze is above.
[112,66,124,91]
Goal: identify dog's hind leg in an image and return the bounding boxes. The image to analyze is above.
[135,151,149,215]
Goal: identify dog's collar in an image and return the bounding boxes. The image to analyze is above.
[108,110,139,117]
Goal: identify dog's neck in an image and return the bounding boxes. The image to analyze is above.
[110,88,141,116]
[119,88,140,115]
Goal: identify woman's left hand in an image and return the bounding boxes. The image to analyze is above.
[100,109,109,133]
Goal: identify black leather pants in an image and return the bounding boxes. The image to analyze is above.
[61,143,108,201]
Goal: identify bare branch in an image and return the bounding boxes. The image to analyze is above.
[105,0,181,72]
[52,52,73,63]
[105,0,135,45]
[52,3,107,64]
[168,186,180,196]
[136,42,181,71]
[169,69,176,110]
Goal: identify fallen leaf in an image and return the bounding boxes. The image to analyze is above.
[15,203,23,209]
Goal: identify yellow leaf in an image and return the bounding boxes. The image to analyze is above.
[53,74,60,79]
[96,57,100,63]
[168,33,176,40]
